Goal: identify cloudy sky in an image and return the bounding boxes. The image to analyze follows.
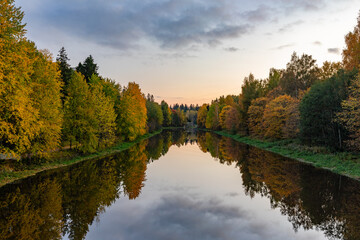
[15,0,358,105]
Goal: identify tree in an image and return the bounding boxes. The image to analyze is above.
[0,2,39,159]
[280,52,318,98]
[171,109,186,127]
[318,61,342,81]
[62,72,98,153]
[248,97,267,137]
[205,102,220,130]
[146,100,163,132]
[220,105,240,133]
[239,73,264,134]
[197,104,208,128]
[76,55,99,82]
[263,95,299,139]
[337,75,360,150]
[29,48,63,158]
[300,69,357,148]
[343,11,360,71]
[56,47,73,96]
[89,74,117,149]
[117,82,147,141]
[161,100,172,127]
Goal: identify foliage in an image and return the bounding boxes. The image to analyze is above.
[205,102,220,130]
[146,100,163,132]
[56,47,73,97]
[300,70,357,148]
[263,95,299,139]
[89,74,117,149]
[117,82,147,141]
[318,61,342,81]
[219,105,240,133]
[197,104,208,128]
[343,11,360,71]
[160,100,172,127]
[171,109,186,127]
[248,97,267,137]
[28,48,63,158]
[76,55,99,82]
[0,1,38,159]
[337,75,360,150]
[280,52,318,98]
[62,72,98,153]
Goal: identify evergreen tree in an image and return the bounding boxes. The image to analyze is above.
[56,47,73,97]
[161,100,172,127]
[76,55,99,82]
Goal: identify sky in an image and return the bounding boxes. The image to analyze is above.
[15,0,359,105]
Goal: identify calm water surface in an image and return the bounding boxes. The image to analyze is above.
[1,130,360,240]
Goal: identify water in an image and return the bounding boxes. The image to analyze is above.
[1,130,360,240]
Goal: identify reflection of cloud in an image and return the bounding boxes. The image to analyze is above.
[328,48,340,54]
[87,194,322,240]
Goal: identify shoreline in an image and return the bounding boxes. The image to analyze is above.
[213,130,360,181]
[0,130,162,187]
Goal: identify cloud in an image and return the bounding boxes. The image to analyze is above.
[313,41,322,46]
[278,20,304,33]
[328,48,340,54]
[272,43,295,50]
[224,47,240,52]
[20,0,336,52]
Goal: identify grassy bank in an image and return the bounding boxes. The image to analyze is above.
[0,130,162,187]
[214,130,360,180]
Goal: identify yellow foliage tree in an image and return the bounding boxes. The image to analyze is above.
[337,76,360,150]
[263,95,299,139]
[197,104,208,128]
[343,11,360,71]
[117,82,147,141]
[248,97,267,137]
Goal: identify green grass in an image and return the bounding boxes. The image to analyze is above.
[214,130,360,181]
[0,130,162,187]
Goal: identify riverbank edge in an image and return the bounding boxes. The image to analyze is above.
[210,130,360,181]
[0,130,163,187]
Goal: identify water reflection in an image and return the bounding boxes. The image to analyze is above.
[197,131,360,240]
[0,130,359,240]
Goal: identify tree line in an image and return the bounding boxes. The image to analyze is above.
[0,0,187,160]
[198,11,360,152]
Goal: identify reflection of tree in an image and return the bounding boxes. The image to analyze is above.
[146,135,164,161]
[119,141,148,200]
[0,179,63,240]
[197,131,360,240]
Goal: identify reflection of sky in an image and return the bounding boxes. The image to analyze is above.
[83,144,327,240]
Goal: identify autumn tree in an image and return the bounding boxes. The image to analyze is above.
[117,82,147,141]
[263,95,299,139]
[146,99,163,132]
[220,105,240,133]
[76,55,99,82]
[197,104,208,128]
[89,74,117,148]
[205,102,220,130]
[0,2,40,158]
[300,69,357,148]
[248,97,267,137]
[318,61,342,81]
[336,75,360,150]
[239,73,264,134]
[171,109,186,127]
[280,52,318,98]
[28,48,63,158]
[62,72,98,153]
[161,100,172,127]
[343,11,360,71]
